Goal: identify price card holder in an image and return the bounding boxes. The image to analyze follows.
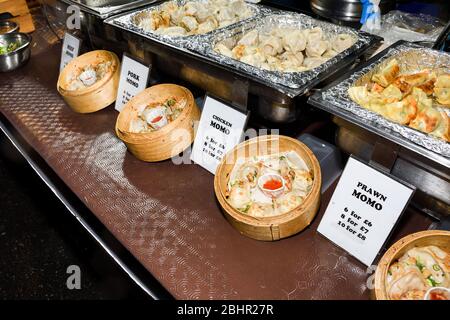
[317,156,415,266]
[191,93,250,174]
[60,33,81,73]
[115,53,151,112]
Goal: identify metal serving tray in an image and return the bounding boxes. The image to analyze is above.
[309,40,450,168]
[106,7,382,98]
[61,0,157,19]
[200,13,376,91]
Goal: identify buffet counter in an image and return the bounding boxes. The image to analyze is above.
[0,13,436,300]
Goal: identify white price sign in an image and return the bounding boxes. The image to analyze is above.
[115,53,150,112]
[191,95,249,174]
[60,33,81,73]
[317,157,415,266]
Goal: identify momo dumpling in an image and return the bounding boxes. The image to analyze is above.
[280,51,304,67]
[240,52,266,68]
[232,44,257,59]
[238,29,259,46]
[388,270,428,300]
[282,30,307,53]
[305,27,324,43]
[303,57,328,70]
[180,16,198,32]
[215,43,233,57]
[197,17,218,34]
[372,59,400,87]
[260,36,283,56]
[332,34,355,52]
[156,26,187,36]
[228,183,251,211]
[305,39,329,57]
[323,48,338,58]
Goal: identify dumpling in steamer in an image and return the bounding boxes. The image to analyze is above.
[388,269,428,300]
[228,182,251,211]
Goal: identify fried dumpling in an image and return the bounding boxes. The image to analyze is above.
[411,87,433,111]
[382,84,403,102]
[409,106,441,133]
[372,59,400,87]
[434,74,450,88]
[282,30,307,53]
[383,96,417,125]
[429,112,450,142]
[348,86,371,107]
[332,34,354,52]
[434,74,450,106]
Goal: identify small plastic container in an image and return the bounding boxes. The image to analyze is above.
[298,133,342,193]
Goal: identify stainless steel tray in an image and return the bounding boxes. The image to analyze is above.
[106,7,382,97]
[309,40,450,168]
[61,0,156,19]
[108,0,265,49]
[199,13,376,91]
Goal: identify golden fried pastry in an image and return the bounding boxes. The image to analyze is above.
[382,84,403,102]
[434,75,450,107]
[409,106,441,133]
[411,87,433,111]
[383,96,417,125]
[430,112,450,141]
[372,59,400,87]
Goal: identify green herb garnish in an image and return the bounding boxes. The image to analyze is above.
[427,276,438,287]
[416,259,425,272]
[432,264,441,272]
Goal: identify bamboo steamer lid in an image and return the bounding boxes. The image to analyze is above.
[57,50,120,113]
[374,230,450,300]
[214,135,322,241]
[115,84,200,162]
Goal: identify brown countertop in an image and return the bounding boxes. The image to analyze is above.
[0,18,433,300]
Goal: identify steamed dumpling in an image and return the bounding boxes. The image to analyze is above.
[238,29,259,46]
[332,34,354,52]
[303,57,328,70]
[282,30,307,53]
[305,39,329,57]
[180,15,198,32]
[260,36,283,57]
[215,43,233,57]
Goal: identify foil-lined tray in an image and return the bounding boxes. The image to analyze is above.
[106,0,266,49]
[199,13,375,91]
[309,41,450,167]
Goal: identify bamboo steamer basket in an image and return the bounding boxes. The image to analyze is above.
[214,135,322,241]
[115,84,200,162]
[374,230,450,300]
[57,50,120,113]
